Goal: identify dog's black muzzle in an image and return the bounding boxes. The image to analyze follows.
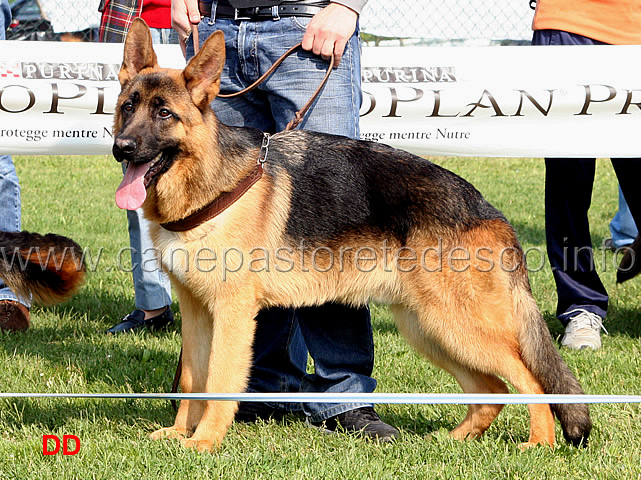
[113,135,138,162]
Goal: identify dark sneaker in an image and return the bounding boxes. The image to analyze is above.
[0,300,30,332]
[310,406,399,443]
[235,401,303,423]
[106,308,173,334]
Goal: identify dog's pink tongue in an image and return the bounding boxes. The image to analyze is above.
[116,162,150,211]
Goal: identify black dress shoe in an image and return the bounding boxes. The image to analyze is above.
[310,406,399,443]
[106,308,173,334]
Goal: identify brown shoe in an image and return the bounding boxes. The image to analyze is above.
[0,300,30,331]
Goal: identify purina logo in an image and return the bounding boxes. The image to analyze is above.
[8,62,121,82]
[362,66,456,83]
[0,62,21,79]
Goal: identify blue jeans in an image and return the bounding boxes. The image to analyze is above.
[122,26,176,311]
[610,187,638,248]
[148,26,178,45]
[0,155,29,306]
[187,11,375,421]
[0,0,28,306]
[534,29,641,323]
[0,0,8,35]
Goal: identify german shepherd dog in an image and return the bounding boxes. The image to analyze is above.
[113,18,591,452]
[0,231,85,305]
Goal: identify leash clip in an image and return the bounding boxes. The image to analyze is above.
[258,133,270,165]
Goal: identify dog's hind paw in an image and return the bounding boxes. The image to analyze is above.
[149,426,192,441]
[518,440,553,451]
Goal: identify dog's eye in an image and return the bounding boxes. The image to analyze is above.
[158,108,173,119]
[122,102,134,113]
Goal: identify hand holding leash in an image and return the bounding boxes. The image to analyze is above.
[171,0,200,57]
[301,2,358,67]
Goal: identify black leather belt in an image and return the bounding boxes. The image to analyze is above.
[198,1,327,20]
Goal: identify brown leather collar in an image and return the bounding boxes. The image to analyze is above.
[160,134,269,232]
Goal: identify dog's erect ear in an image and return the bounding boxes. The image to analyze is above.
[118,18,158,87]
[183,30,226,110]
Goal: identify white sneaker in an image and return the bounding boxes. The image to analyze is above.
[560,308,608,350]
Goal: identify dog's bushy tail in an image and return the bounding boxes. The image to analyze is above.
[617,234,641,284]
[0,231,86,305]
[513,269,592,447]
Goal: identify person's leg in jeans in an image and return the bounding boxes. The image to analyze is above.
[0,155,31,331]
[544,157,608,350]
[187,17,306,417]
[609,186,638,248]
[611,158,641,263]
[106,26,177,334]
[0,1,31,331]
[248,19,378,422]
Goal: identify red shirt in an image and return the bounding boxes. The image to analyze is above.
[140,0,172,29]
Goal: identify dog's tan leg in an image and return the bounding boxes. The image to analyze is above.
[180,294,257,452]
[150,283,210,441]
[450,361,555,448]
[442,320,556,447]
[497,357,556,449]
[392,294,555,448]
[446,369,509,441]
[391,305,503,438]
[442,336,556,447]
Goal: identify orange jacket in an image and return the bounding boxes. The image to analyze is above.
[533,0,641,45]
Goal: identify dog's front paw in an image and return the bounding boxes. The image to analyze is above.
[149,426,192,441]
[181,436,218,453]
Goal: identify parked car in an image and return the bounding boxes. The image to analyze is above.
[6,0,58,41]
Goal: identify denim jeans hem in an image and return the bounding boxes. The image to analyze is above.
[256,401,305,414]
[0,289,30,307]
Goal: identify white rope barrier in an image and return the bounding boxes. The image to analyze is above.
[1,392,640,405]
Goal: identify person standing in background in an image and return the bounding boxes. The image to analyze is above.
[99,0,177,332]
[607,187,638,250]
[532,0,641,350]
[0,0,31,332]
[170,0,399,442]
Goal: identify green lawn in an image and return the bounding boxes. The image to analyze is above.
[1,155,640,479]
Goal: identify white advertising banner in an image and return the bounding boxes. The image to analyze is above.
[0,41,640,158]
[360,44,641,157]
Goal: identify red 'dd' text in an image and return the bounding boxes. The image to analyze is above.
[42,434,81,455]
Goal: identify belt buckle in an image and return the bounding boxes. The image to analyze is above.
[233,8,252,21]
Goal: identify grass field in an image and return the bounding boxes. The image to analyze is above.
[1,155,641,479]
